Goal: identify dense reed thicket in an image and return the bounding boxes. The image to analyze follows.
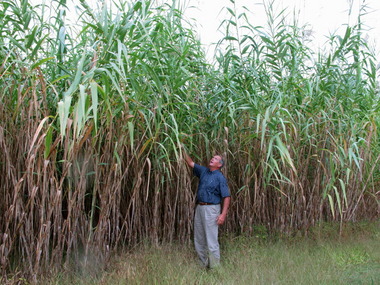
[0,0,379,282]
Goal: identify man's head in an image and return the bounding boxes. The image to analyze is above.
[209,155,224,170]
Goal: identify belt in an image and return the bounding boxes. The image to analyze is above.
[197,202,216,205]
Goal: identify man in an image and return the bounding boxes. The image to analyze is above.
[182,147,231,268]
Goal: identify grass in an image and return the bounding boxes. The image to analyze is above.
[41,222,380,285]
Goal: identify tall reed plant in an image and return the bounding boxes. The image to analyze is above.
[0,0,379,282]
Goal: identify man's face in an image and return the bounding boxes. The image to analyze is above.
[209,155,222,169]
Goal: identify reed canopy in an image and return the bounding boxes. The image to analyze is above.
[0,0,379,282]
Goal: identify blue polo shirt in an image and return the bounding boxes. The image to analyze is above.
[193,164,230,204]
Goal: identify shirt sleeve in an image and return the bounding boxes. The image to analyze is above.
[219,175,230,198]
[193,163,205,178]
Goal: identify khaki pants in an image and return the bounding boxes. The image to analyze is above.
[194,204,221,268]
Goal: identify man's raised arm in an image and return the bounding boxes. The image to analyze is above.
[182,145,195,168]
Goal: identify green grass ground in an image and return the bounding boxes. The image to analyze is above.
[45,222,380,285]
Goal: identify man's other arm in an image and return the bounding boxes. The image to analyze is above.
[217,196,230,225]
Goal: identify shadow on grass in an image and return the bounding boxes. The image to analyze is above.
[342,263,380,285]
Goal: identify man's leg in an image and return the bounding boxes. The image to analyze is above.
[204,204,221,268]
[194,205,208,267]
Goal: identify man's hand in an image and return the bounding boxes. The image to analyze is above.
[182,144,195,168]
[216,214,226,225]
